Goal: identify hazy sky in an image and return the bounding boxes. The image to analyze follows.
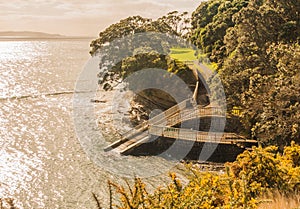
[0,0,202,37]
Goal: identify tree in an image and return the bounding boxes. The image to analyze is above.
[90,12,194,55]
[218,0,300,144]
[245,44,300,145]
[158,11,191,38]
[90,16,176,55]
[193,0,300,145]
[191,0,249,64]
[90,13,199,124]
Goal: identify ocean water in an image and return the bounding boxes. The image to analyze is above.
[0,39,110,208]
[0,39,185,208]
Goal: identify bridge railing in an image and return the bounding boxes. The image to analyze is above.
[149,125,247,143]
[121,100,225,141]
[106,99,227,151]
[120,98,193,141]
[163,106,226,127]
[149,98,194,125]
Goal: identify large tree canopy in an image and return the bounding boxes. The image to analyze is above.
[90,13,191,55]
[90,13,201,123]
[192,0,300,145]
[90,16,174,55]
[90,13,196,91]
[191,0,250,63]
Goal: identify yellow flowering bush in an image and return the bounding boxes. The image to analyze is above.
[106,142,300,209]
[228,142,300,195]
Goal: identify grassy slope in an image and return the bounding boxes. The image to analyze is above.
[170,48,217,71]
[169,48,198,61]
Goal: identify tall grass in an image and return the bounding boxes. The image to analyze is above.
[259,191,300,209]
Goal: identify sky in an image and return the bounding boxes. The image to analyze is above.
[0,0,202,37]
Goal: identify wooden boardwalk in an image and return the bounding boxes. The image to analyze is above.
[104,98,257,154]
[148,126,255,144]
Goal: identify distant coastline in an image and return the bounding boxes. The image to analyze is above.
[0,31,94,40]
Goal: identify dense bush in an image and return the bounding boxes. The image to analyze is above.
[229,142,300,196]
[191,0,300,145]
[104,142,300,209]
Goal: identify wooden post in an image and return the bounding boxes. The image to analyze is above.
[192,81,199,102]
[192,66,199,102]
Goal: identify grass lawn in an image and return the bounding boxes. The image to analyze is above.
[169,48,198,62]
[170,48,217,71]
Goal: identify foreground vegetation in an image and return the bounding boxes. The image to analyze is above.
[103,142,300,208]
[89,0,300,207]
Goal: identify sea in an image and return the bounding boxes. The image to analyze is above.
[0,39,188,208]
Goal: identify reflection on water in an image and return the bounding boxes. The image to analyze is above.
[0,41,87,99]
[0,40,113,208]
[0,40,179,208]
[0,95,114,208]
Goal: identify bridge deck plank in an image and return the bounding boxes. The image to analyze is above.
[104,99,257,154]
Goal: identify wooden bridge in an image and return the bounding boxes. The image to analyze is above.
[104,98,257,155]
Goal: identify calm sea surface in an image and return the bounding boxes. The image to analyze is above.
[0,39,185,208]
[0,39,107,208]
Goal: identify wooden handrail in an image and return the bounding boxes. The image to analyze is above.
[148,125,256,143]
[104,98,254,153]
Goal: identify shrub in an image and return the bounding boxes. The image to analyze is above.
[105,142,300,209]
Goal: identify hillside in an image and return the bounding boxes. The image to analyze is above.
[0,31,65,38]
[0,31,94,39]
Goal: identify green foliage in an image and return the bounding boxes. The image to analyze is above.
[191,0,250,63]
[229,142,300,195]
[191,0,300,145]
[90,12,191,55]
[225,43,300,145]
[90,16,174,55]
[106,143,300,209]
[98,50,196,92]
[158,11,191,38]
[90,12,196,95]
